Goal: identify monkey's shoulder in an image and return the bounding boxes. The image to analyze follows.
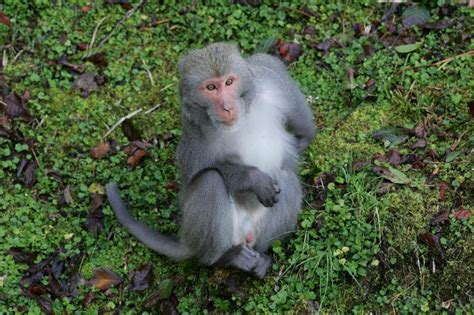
[247,53,287,75]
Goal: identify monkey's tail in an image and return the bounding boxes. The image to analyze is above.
[106,183,194,261]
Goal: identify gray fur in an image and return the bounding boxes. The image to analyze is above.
[106,43,315,278]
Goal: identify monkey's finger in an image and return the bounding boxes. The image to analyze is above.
[273,185,281,194]
[272,196,279,204]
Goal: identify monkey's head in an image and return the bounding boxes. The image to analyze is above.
[178,43,255,130]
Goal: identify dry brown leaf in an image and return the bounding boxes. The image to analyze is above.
[90,142,111,159]
[0,11,12,28]
[90,268,122,290]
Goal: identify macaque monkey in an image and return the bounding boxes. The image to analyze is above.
[106,43,315,278]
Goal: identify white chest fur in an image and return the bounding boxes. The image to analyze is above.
[217,85,294,174]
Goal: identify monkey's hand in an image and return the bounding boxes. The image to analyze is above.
[246,169,280,207]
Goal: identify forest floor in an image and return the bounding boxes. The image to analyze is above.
[0,1,473,313]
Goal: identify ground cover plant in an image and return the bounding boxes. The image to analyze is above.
[0,0,473,313]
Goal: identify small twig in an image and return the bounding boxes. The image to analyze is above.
[153,18,170,25]
[141,58,155,86]
[160,82,176,92]
[36,115,48,129]
[89,16,108,50]
[2,49,7,67]
[97,0,146,49]
[432,50,474,69]
[103,108,143,139]
[144,104,161,115]
[397,50,474,74]
[12,49,24,63]
[30,147,43,171]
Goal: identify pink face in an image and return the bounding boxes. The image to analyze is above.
[199,74,240,125]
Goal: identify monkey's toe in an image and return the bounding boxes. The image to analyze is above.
[252,253,272,278]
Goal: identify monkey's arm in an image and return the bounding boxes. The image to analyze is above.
[286,89,316,153]
[193,159,280,207]
[247,53,316,152]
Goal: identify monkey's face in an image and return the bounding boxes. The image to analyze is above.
[198,74,241,126]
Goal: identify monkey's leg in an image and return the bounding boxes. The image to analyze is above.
[254,170,302,253]
[180,169,236,265]
[215,244,272,279]
[180,169,272,278]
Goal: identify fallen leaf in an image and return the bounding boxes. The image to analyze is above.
[302,25,316,37]
[445,150,461,163]
[58,57,85,73]
[81,5,93,13]
[124,141,151,168]
[452,209,471,220]
[414,122,428,138]
[380,34,417,48]
[395,42,422,54]
[373,165,411,185]
[144,279,174,309]
[90,268,122,290]
[353,160,370,172]
[160,296,179,315]
[402,6,430,28]
[0,115,11,129]
[28,284,48,296]
[387,149,401,166]
[85,193,104,235]
[82,292,95,306]
[365,78,376,94]
[352,23,365,37]
[127,148,146,168]
[357,43,376,63]
[72,72,99,98]
[36,296,55,315]
[23,160,37,187]
[431,211,449,225]
[3,92,32,120]
[77,43,89,50]
[277,41,303,64]
[90,142,110,159]
[63,186,74,205]
[419,232,444,256]
[468,101,474,118]
[372,127,408,147]
[400,153,420,165]
[411,139,427,149]
[87,53,108,68]
[128,263,153,291]
[313,37,339,53]
[121,120,142,141]
[377,182,395,194]
[230,0,262,6]
[423,19,454,30]
[0,11,12,28]
[346,68,357,90]
[438,182,449,201]
[8,247,38,265]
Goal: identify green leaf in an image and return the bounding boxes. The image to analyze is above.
[395,42,422,54]
[402,6,430,28]
[445,150,461,163]
[253,37,278,54]
[372,127,408,147]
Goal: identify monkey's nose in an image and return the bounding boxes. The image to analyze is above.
[223,107,233,112]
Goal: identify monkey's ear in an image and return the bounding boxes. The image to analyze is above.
[177,56,189,76]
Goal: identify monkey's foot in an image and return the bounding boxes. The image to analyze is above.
[216,245,272,278]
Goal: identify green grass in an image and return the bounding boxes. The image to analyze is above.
[0,1,473,313]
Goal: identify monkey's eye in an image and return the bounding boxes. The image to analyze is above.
[206,84,217,91]
[225,78,233,86]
